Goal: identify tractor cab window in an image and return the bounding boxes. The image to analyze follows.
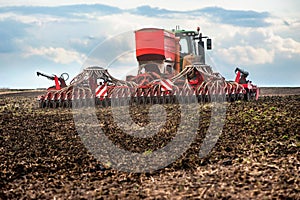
[179,38,189,56]
[179,36,196,57]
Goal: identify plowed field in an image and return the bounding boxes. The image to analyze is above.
[0,89,299,199]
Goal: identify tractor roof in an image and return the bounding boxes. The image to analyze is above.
[172,29,198,37]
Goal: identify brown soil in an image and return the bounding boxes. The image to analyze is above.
[260,87,300,96]
[0,88,299,199]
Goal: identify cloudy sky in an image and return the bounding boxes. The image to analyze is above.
[0,0,299,88]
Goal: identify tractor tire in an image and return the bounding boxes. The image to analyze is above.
[49,100,58,108]
[229,94,236,102]
[67,101,72,108]
[58,101,64,108]
[39,100,44,108]
[244,92,250,101]
[217,94,226,102]
[210,94,217,102]
[63,101,67,108]
[200,95,205,103]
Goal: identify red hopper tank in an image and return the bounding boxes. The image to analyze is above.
[135,28,176,62]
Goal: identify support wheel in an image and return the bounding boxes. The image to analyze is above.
[244,91,250,101]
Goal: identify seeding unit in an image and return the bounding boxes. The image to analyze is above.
[37,27,259,108]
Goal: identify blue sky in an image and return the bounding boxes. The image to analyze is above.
[0,0,299,88]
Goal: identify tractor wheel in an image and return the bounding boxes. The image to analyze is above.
[204,95,210,102]
[229,94,236,102]
[73,100,82,108]
[39,100,44,108]
[236,94,243,100]
[103,99,108,107]
[86,99,93,107]
[217,94,225,102]
[68,101,72,108]
[48,101,54,108]
[197,95,203,103]
[146,97,151,104]
[58,101,64,108]
[95,98,100,106]
[49,100,57,108]
[54,101,59,108]
[63,101,68,108]
[225,94,230,102]
[210,94,217,102]
[49,101,53,108]
[161,96,166,104]
[44,101,49,108]
[189,95,197,104]
[42,100,48,108]
[244,92,250,101]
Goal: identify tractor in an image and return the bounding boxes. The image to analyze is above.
[37,26,259,108]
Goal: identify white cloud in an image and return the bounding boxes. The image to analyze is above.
[0,12,62,26]
[212,26,300,65]
[24,47,86,64]
[69,38,91,47]
[267,34,300,57]
[216,46,274,65]
[1,0,299,17]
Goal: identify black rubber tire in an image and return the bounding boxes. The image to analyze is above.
[244,92,250,101]
[230,94,236,102]
[39,100,43,108]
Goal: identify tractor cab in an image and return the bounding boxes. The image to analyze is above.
[173,27,212,71]
[172,27,212,85]
[175,30,198,57]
